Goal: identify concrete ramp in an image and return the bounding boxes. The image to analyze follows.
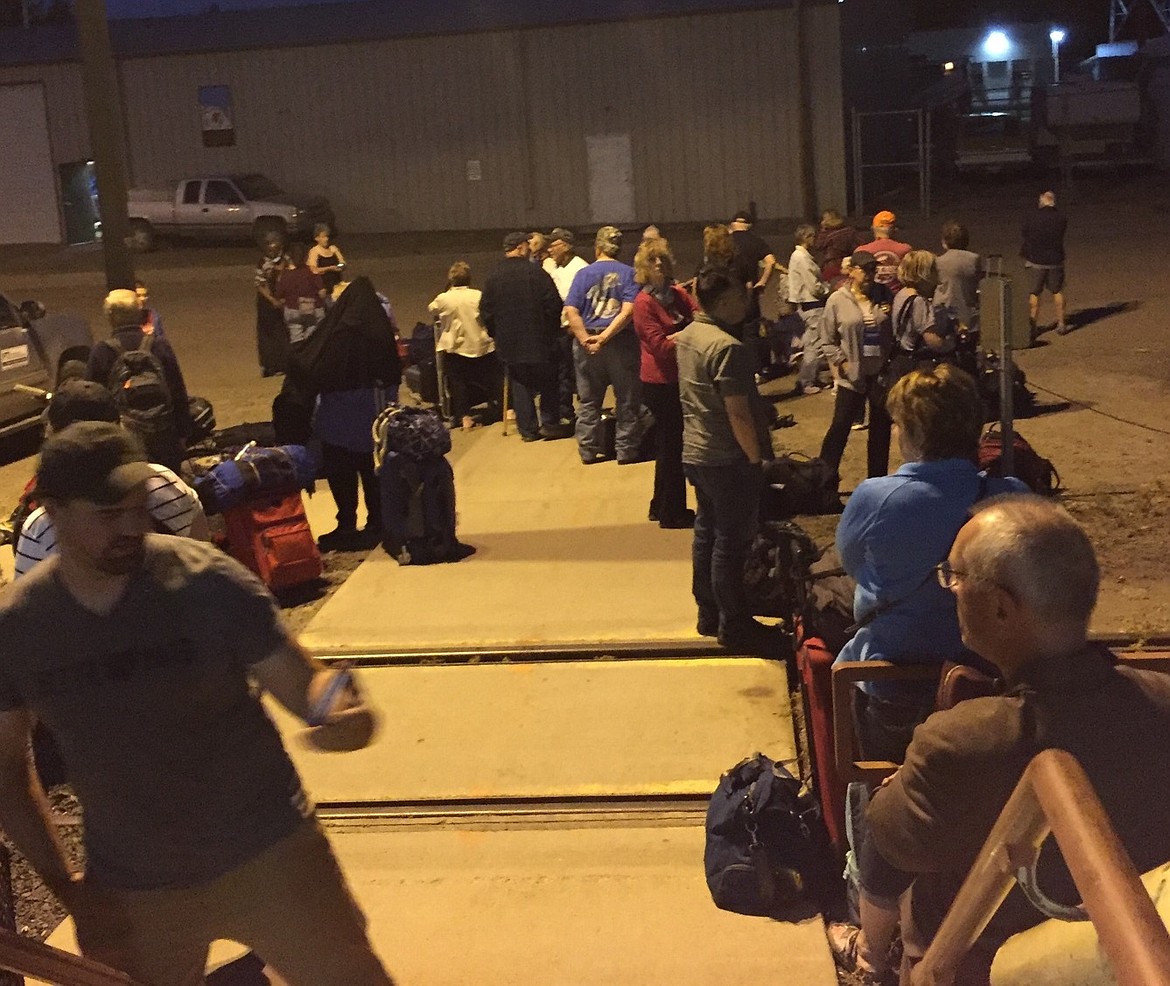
[268,658,795,803]
[324,817,838,986]
[300,425,700,654]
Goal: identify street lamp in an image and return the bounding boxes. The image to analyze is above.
[1050,28,1066,84]
[983,30,1011,60]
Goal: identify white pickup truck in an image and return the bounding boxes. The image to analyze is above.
[127,173,335,250]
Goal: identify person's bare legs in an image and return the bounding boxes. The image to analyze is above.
[1029,292,1040,326]
[1054,291,1068,333]
[828,892,899,976]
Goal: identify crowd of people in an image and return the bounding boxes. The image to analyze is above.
[0,195,1096,986]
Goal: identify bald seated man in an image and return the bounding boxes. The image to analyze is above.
[853,495,1170,985]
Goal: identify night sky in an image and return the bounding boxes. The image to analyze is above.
[102,0,1133,55]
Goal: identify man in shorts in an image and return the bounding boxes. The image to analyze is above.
[1021,190,1069,335]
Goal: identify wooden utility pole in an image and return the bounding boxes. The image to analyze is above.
[75,0,135,290]
[792,0,819,219]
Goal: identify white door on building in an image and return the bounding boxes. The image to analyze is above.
[0,84,60,245]
[586,133,634,226]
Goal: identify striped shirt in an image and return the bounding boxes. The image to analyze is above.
[14,464,203,578]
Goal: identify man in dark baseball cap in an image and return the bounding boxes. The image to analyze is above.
[36,420,155,506]
[0,434,391,983]
[502,230,530,252]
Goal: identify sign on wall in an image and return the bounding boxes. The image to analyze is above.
[199,85,235,147]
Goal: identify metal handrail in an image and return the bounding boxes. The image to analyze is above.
[0,926,143,986]
[911,749,1170,986]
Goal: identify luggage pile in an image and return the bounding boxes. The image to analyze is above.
[194,440,323,591]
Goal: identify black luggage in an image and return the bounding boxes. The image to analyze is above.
[378,455,475,565]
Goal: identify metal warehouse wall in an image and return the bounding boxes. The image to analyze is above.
[0,5,846,234]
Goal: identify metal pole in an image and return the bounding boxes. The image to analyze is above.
[998,268,1016,477]
[918,109,926,216]
[75,0,135,290]
[925,108,933,216]
[851,107,864,219]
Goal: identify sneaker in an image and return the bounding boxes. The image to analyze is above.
[582,452,612,465]
[697,611,720,637]
[520,432,542,443]
[1056,323,1072,336]
[851,421,869,432]
[540,423,574,440]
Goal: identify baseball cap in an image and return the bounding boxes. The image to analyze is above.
[503,231,529,251]
[46,380,119,433]
[36,421,155,504]
[849,250,879,272]
[595,225,623,252]
[872,210,897,228]
[548,226,575,246]
[731,210,753,224]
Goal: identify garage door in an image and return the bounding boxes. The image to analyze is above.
[0,83,60,244]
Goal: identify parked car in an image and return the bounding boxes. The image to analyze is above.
[0,293,93,437]
[127,174,335,251]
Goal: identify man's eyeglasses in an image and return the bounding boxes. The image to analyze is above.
[935,560,965,590]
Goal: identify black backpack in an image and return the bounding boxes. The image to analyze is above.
[705,753,831,918]
[106,333,174,435]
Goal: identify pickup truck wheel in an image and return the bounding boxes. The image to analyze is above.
[126,220,156,252]
[254,218,288,249]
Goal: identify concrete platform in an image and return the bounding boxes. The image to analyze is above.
[38,818,838,986]
[266,658,795,803]
[324,817,838,986]
[299,423,701,654]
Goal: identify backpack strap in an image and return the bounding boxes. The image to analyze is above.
[137,332,155,355]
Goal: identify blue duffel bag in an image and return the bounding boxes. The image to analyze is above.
[704,753,830,918]
[195,443,318,515]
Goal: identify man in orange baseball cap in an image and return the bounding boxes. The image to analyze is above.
[856,210,912,293]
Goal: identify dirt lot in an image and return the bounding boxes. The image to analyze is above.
[1,168,1169,638]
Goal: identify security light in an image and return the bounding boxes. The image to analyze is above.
[982,30,1010,59]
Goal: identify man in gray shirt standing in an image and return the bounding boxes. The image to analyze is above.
[674,267,778,654]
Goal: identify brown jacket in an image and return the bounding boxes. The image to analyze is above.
[868,644,1170,983]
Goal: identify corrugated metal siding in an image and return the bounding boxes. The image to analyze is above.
[4,6,846,235]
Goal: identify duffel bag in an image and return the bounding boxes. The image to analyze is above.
[705,752,831,918]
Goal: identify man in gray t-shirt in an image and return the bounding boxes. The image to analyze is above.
[673,268,781,656]
[0,422,394,986]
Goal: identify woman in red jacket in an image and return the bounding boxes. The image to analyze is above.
[632,238,698,529]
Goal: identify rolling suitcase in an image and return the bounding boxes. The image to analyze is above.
[222,489,322,590]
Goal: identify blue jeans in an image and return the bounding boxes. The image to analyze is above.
[684,461,761,632]
[573,332,642,461]
[508,361,559,439]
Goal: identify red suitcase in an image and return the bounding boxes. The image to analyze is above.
[795,628,847,854]
[222,490,322,590]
